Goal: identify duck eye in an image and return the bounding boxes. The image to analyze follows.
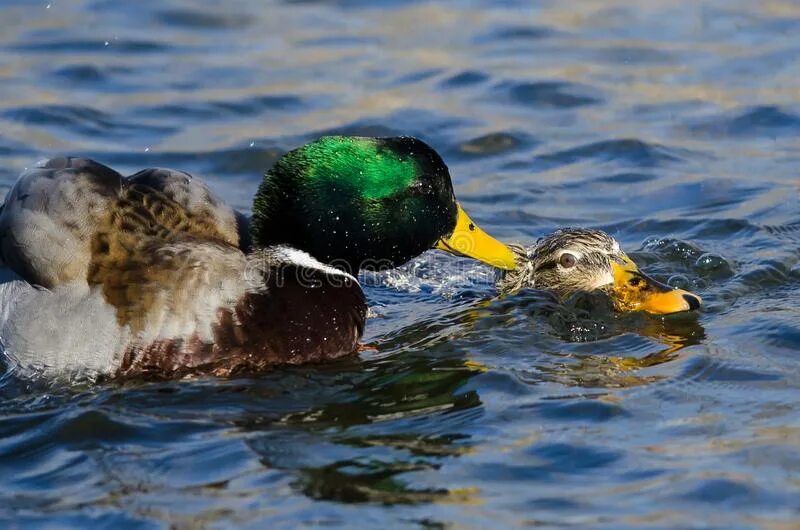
[559,253,577,269]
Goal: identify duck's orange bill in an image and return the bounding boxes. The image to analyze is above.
[435,203,517,271]
[610,254,701,314]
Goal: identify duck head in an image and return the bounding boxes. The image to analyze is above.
[497,228,702,314]
[250,136,517,273]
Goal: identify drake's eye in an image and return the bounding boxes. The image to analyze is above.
[559,253,577,269]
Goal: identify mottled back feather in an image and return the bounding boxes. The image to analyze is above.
[0,157,242,290]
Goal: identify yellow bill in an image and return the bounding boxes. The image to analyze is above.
[611,254,701,314]
[435,203,517,271]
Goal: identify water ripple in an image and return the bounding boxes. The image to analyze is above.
[493,80,602,109]
[474,25,560,43]
[439,70,491,89]
[3,105,176,141]
[689,105,800,138]
[535,139,692,169]
[154,9,252,29]
[10,38,169,54]
[453,131,530,158]
[131,94,309,121]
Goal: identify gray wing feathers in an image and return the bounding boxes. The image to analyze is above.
[0,157,123,287]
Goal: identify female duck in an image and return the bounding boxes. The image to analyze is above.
[0,136,515,378]
[497,228,701,313]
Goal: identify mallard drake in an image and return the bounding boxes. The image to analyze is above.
[497,228,701,314]
[0,136,516,378]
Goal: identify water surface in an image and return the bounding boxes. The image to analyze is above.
[0,0,798,528]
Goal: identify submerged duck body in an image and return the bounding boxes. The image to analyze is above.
[0,137,516,378]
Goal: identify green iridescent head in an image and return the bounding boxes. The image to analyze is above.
[251,136,517,273]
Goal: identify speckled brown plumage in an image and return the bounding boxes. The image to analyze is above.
[87,183,238,330]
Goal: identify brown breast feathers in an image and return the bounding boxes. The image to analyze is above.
[118,254,367,378]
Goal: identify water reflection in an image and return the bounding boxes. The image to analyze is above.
[231,355,485,505]
[372,283,706,391]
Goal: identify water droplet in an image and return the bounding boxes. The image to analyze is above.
[45,3,51,8]
[641,236,664,249]
[104,41,109,46]
[144,147,150,152]
[249,141,255,147]
[695,252,732,278]
[667,274,691,290]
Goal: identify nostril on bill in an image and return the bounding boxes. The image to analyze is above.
[683,294,701,311]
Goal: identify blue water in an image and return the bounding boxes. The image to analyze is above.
[1,0,799,528]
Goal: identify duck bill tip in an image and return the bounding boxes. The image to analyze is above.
[435,204,517,271]
[611,259,702,314]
